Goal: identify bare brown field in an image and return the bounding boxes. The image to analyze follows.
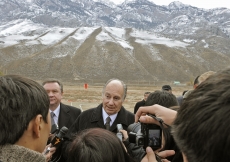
[61,84,191,113]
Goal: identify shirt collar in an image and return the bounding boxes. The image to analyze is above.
[50,104,60,118]
[102,107,118,125]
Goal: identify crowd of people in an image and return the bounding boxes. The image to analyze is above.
[1,67,230,162]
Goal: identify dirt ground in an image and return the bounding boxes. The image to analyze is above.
[62,84,192,113]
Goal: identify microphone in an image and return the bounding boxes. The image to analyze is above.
[116,124,123,141]
[44,126,68,155]
[51,124,59,134]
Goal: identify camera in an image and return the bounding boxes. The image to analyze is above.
[127,122,162,151]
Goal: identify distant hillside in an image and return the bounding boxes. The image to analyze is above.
[0,20,229,83]
[0,0,230,83]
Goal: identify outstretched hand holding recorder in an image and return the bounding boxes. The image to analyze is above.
[44,126,68,155]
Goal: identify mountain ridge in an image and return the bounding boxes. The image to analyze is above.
[0,0,230,83]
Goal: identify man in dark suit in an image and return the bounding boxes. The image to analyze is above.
[43,79,82,161]
[134,92,150,114]
[42,79,81,130]
[66,78,134,134]
[61,79,135,161]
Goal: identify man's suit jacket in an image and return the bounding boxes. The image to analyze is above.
[51,103,81,162]
[66,103,134,137]
[58,103,81,130]
[134,99,145,114]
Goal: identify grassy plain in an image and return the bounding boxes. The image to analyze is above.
[62,84,191,113]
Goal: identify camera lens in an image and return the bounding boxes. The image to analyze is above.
[127,122,141,134]
[138,138,144,145]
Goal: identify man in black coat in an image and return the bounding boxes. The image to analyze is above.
[62,79,135,161]
[42,79,81,130]
[134,92,150,114]
[69,103,134,133]
[66,78,134,134]
[57,103,82,129]
[42,79,81,161]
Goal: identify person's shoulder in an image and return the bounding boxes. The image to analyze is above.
[61,103,79,109]
[136,99,145,104]
[119,107,135,124]
[78,106,98,116]
[61,103,81,112]
[136,100,145,106]
[121,106,134,116]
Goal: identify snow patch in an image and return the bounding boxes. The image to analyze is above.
[131,30,189,48]
[37,28,75,45]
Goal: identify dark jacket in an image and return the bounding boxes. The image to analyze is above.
[66,103,134,135]
[58,103,82,130]
[134,100,145,114]
[51,103,81,162]
[123,140,146,162]
[61,104,135,161]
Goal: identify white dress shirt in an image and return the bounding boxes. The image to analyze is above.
[50,104,60,125]
[102,108,118,126]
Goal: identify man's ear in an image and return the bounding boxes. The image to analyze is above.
[33,114,43,138]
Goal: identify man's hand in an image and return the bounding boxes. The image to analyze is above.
[119,129,128,141]
[141,147,175,162]
[135,104,177,126]
[43,144,56,162]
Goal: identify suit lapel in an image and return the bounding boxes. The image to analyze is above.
[90,104,106,129]
[110,107,128,132]
[58,103,70,129]
[89,104,130,132]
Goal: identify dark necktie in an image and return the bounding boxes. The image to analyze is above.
[105,116,111,130]
[50,112,55,126]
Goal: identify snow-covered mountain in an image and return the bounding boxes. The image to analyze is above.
[1,0,230,35]
[0,0,230,82]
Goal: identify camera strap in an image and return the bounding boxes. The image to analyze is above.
[147,114,170,128]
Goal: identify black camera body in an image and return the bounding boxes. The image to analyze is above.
[128,122,162,151]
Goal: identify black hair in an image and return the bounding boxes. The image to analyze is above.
[145,90,179,108]
[67,128,134,162]
[193,75,200,85]
[144,92,151,95]
[0,75,49,145]
[173,67,230,162]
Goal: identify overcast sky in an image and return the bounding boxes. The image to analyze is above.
[109,0,230,9]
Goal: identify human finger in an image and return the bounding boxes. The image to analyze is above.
[157,150,175,159]
[135,104,177,126]
[138,115,160,125]
[45,147,56,162]
[49,147,56,154]
[42,144,51,155]
[141,147,158,162]
[119,129,128,140]
[135,105,162,122]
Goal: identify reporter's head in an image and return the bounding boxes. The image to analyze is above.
[0,75,51,153]
[67,128,134,162]
[172,68,230,162]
